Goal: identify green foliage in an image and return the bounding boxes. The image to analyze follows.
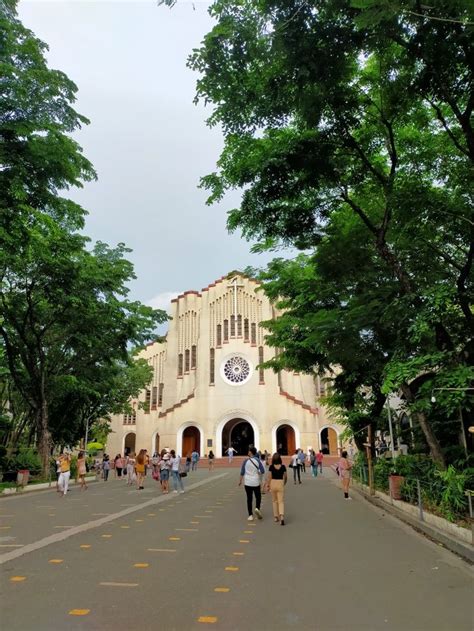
[0,448,41,475]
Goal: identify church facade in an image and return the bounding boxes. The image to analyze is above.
[106,273,344,458]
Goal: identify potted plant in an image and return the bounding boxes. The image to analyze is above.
[389,466,405,500]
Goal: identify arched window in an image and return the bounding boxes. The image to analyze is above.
[191,345,197,369]
[230,315,236,337]
[158,383,164,407]
[258,346,264,383]
[151,386,158,409]
[210,348,215,385]
[178,353,183,377]
[244,318,249,341]
[251,323,257,345]
[216,324,222,347]
[145,389,151,413]
[237,315,242,337]
[185,349,190,372]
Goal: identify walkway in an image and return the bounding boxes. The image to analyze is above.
[0,467,472,630]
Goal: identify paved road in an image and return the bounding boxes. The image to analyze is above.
[0,468,472,630]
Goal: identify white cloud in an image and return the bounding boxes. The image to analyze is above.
[147,291,182,313]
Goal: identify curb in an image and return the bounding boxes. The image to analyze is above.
[1,476,98,496]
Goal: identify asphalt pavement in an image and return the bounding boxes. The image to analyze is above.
[0,467,472,631]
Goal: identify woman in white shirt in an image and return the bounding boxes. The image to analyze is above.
[169,449,184,494]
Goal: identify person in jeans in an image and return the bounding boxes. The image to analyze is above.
[316,450,324,474]
[265,452,287,525]
[169,449,184,493]
[309,449,318,477]
[191,450,199,471]
[58,452,71,496]
[239,446,265,521]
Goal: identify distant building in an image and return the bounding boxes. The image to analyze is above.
[106,273,343,458]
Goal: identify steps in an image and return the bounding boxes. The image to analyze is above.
[195,455,340,469]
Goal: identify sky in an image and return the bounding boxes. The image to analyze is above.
[17,0,281,313]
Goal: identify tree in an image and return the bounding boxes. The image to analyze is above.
[185,0,473,466]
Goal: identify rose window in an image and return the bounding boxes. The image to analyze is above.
[222,355,251,385]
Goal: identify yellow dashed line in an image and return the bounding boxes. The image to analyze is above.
[135,519,144,522]
[239,540,250,543]
[80,545,91,549]
[10,576,26,582]
[100,582,138,587]
[190,521,200,524]
[133,563,149,568]
[214,587,230,592]
[49,559,63,564]
[233,552,244,556]
[169,536,181,541]
[147,513,156,516]
[0,526,11,530]
[69,609,90,616]
[102,534,112,538]
[243,530,253,534]
[175,528,198,532]
[148,548,176,552]
[225,567,239,572]
[121,526,130,529]
[198,616,218,624]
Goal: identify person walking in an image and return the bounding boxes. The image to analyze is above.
[169,449,184,494]
[191,450,199,471]
[298,448,306,473]
[208,450,215,471]
[239,446,265,521]
[265,453,287,525]
[114,454,124,479]
[77,451,88,491]
[290,449,301,484]
[226,446,236,463]
[58,452,71,496]
[338,450,353,500]
[126,453,136,485]
[135,449,146,490]
[316,450,324,475]
[160,450,170,494]
[102,454,110,481]
[310,449,318,477]
[185,452,192,473]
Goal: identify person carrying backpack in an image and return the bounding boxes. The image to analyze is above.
[239,446,265,521]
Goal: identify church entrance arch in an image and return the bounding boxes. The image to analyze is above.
[276,424,296,456]
[221,418,255,456]
[123,432,136,456]
[320,426,338,455]
[182,426,200,456]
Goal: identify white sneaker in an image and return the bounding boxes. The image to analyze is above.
[180,490,185,494]
[254,508,262,520]
[173,490,178,493]
[345,497,353,501]
[247,515,254,521]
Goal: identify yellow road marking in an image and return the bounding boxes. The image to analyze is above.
[225,567,239,572]
[233,552,245,556]
[10,576,26,582]
[214,587,230,592]
[147,548,176,552]
[147,513,156,516]
[100,582,138,587]
[133,563,149,568]
[102,534,112,538]
[239,540,250,543]
[0,526,11,530]
[159,509,166,512]
[69,609,90,616]
[198,616,218,624]
[190,521,200,524]
[243,530,253,533]
[169,537,181,541]
[195,515,212,518]
[175,528,198,532]
[80,544,91,549]
[49,559,63,564]
[135,519,144,522]
[120,526,130,529]
[48,514,55,517]
[205,510,213,513]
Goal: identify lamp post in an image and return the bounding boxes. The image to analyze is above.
[430,387,474,458]
[386,397,396,460]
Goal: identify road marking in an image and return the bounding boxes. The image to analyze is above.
[0,474,229,565]
[214,587,230,592]
[100,582,138,587]
[159,509,166,512]
[10,576,26,582]
[0,526,11,530]
[101,534,112,538]
[198,616,218,624]
[233,552,244,556]
[148,548,176,553]
[169,537,181,541]
[147,513,156,516]
[134,563,149,568]
[120,526,130,529]
[69,609,90,616]
[239,540,250,543]
[135,519,144,522]
[80,544,91,549]
[49,559,64,563]
[225,567,239,572]
[195,515,212,518]
[243,530,253,534]
[48,514,55,517]
[175,528,198,532]
[190,521,200,524]
[205,510,213,513]
[37,506,55,508]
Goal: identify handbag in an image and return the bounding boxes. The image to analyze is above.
[179,471,187,478]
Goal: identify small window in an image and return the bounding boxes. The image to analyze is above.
[145,389,151,413]
[191,345,197,369]
[230,315,236,337]
[132,409,136,422]
[251,323,257,345]
[244,318,249,341]
[223,319,229,342]
[258,346,264,383]
[158,383,164,407]
[185,349,190,372]
[151,386,158,409]
[216,324,222,347]
[178,353,183,377]
[210,348,215,385]
[237,315,242,337]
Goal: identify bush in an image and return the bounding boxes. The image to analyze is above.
[1,449,41,477]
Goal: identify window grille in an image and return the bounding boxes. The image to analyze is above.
[216,324,222,347]
[237,315,242,337]
[151,386,158,409]
[191,345,197,369]
[244,318,249,341]
[230,315,236,337]
[158,383,164,407]
[223,319,229,342]
[251,323,257,345]
[185,349,190,372]
[178,353,183,377]
[210,348,215,384]
[258,346,264,383]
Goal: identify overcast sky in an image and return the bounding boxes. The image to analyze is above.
[18,1,279,312]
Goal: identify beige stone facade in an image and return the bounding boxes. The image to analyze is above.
[106,273,343,458]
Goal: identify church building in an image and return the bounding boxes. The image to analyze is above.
[106,273,343,458]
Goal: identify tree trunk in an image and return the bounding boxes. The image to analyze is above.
[37,399,52,478]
